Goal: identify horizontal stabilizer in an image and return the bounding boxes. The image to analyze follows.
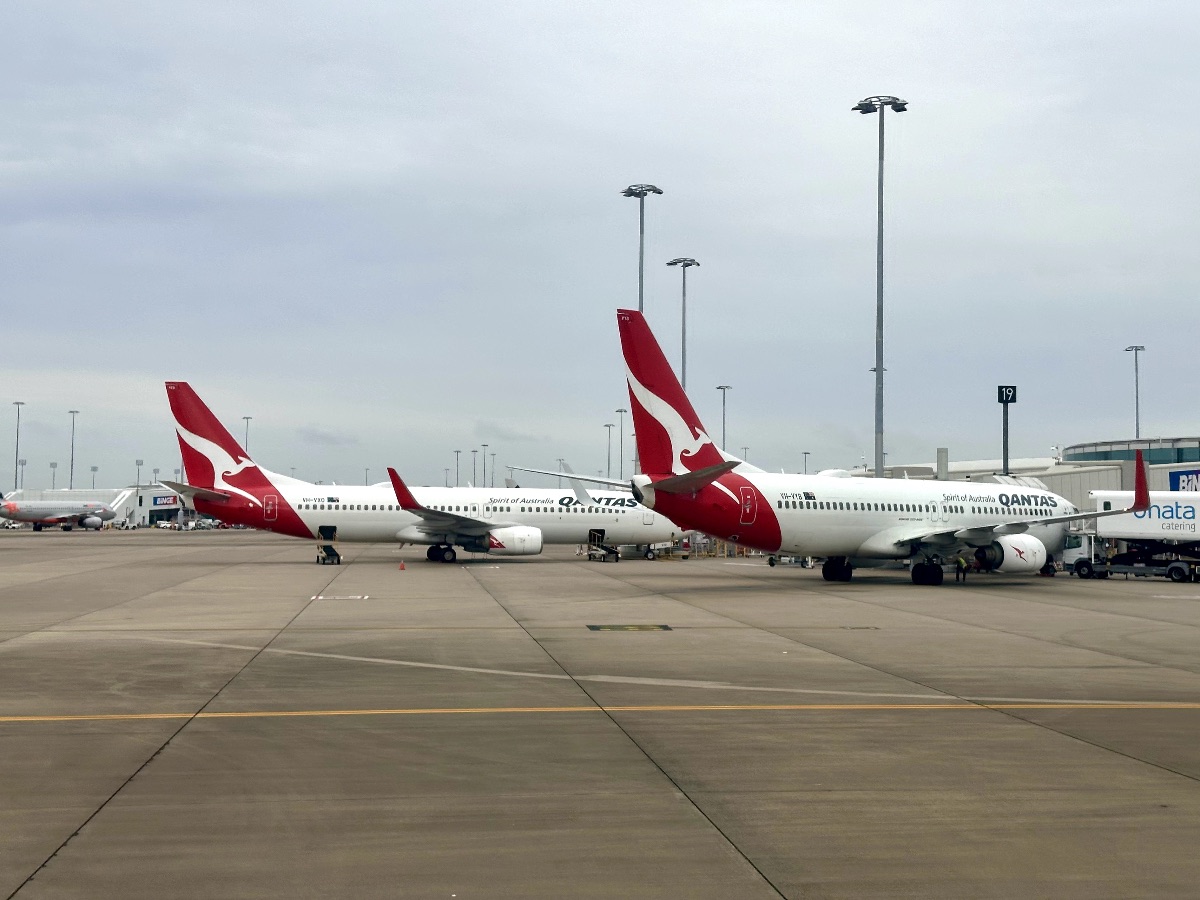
[653,460,740,494]
[161,480,232,503]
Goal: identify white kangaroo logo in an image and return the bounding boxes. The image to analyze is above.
[176,424,263,508]
[626,367,714,474]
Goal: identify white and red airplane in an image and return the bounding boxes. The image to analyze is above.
[609,309,1148,585]
[164,381,680,562]
[0,494,126,531]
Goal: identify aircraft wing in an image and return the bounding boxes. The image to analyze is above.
[509,465,629,489]
[386,468,503,536]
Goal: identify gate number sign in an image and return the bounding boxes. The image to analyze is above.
[997,385,1017,404]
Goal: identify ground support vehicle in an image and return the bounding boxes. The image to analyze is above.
[1064,533,1200,583]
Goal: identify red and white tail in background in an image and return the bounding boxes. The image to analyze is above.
[617,309,727,476]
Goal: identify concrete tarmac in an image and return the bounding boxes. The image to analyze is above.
[1,529,1199,898]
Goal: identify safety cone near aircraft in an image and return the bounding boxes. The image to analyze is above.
[613,309,1149,585]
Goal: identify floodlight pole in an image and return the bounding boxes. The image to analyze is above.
[12,401,24,493]
[1125,345,1145,439]
[622,185,663,312]
[716,386,732,451]
[68,410,79,489]
[667,258,699,389]
[854,95,908,478]
[615,408,627,480]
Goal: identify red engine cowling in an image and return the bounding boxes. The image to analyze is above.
[484,525,543,556]
[974,534,1047,573]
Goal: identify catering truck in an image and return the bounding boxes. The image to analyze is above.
[1064,491,1200,583]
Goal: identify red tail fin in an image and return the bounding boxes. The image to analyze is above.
[1132,449,1150,511]
[165,382,274,503]
[617,309,724,476]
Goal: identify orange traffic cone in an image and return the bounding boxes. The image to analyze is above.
[398,560,406,571]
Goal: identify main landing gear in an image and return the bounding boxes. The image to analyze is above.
[426,544,457,563]
[911,560,944,586]
[821,557,853,582]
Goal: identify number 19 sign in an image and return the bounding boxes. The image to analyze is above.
[997,385,1016,474]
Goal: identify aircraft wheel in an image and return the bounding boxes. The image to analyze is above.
[441,546,457,563]
[62,526,72,532]
[821,559,838,581]
[929,564,944,586]
[911,563,929,585]
[768,556,777,567]
[644,548,656,560]
[33,524,42,532]
[426,545,441,561]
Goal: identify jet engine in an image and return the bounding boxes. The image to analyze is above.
[463,526,543,556]
[974,534,1047,573]
[80,516,104,530]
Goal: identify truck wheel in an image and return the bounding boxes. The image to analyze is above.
[768,556,777,567]
[1075,560,1093,579]
[1168,565,1188,583]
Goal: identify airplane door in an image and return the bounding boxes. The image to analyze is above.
[264,495,278,522]
[739,486,757,526]
[482,504,493,520]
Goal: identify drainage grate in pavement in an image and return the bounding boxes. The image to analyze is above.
[586,624,673,631]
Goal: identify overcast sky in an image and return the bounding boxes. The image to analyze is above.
[4,1,1197,492]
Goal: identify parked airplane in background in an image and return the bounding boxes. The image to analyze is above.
[0,492,128,531]
[612,309,1149,585]
[164,382,680,562]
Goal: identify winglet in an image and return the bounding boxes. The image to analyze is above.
[1132,449,1150,511]
[387,468,423,512]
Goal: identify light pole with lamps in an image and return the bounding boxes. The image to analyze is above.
[471,450,477,486]
[666,258,699,389]
[444,468,450,487]
[853,94,908,478]
[152,467,159,485]
[49,462,57,489]
[803,451,810,474]
[716,386,732,451]
[605,423,614,478]
[12,401,24,493]
[741,446,749,462]
[615,408,627,479]
[1125,345,1145,439]
[242,416,252,452]
[454,450,461,487]
[90,465,98,489]
[135,459,143,486]
[621,184,663,312]
[68,410,79,489]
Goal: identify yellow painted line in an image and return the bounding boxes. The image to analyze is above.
[2,702,1199,725]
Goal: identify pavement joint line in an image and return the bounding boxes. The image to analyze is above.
[3,701,1200,725]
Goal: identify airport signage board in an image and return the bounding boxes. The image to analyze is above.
[152,495,179,507]
[997,385,1017,404]
[1170,469,1200,491]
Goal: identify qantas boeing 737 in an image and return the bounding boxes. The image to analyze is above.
[609,309,1148,585]
[165,382,679,562]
